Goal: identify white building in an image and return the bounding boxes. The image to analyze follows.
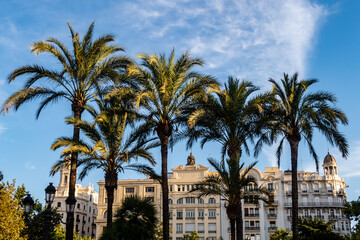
[220,152,351,240]
[54,166,99,239]
[95,152,350,240]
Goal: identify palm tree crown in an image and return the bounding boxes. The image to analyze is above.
[256,72,348,240]
[51,97,155,227]
[185,77,264,160]
[125,49,217,240]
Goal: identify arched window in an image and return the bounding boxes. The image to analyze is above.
[208,198,216,204]
[103,211,108,219]
[57,202,61,208]
[169,199,173,204]
[177,198,183,204]
[198,198,204,204]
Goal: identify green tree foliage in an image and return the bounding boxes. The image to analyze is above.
[23,208,62,240]
[298,218,344,240]
[269,228,292,240]
[257,73,349,240]
[343,199,360,239]
[191,156,268,240]
[183,231,200,240]
[100,195,157,240]
[53,225,92,240]
[0,180,26,240]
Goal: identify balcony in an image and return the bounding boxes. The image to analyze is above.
[328,215,341,220]
[313,190,320,194]
[186,216,195,219]
[314,215,325,220]
[76,219,80,223]
[245,213,260,218]
[267,200,279,205]
[268,226,277,231]
[301,190,308,194]
[208,230,217,233]
[267,214,277,218]
[245,227,260,231]
[284,201,344,208]
[198,230,204,233]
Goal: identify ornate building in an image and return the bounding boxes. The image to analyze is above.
[220,152,350,240]
[54,166,98,239]
[95,152,350,240]
[95,153,222,240]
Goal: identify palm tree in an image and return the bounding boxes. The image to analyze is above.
[125,49,218,240]
[185,77,264,161]
[192,156,268,240]
[100,195,158,240]
[51,97,155,227]
[1,22,131,238]
[184,77,266,239]
[255,73,348,240]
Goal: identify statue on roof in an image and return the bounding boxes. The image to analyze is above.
[187,152,195,165]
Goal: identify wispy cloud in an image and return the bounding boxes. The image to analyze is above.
[0,123,6,135]
[333,141,360,178]
[115,0,327,87]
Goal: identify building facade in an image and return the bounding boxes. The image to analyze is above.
[95,153,222,240]
[54,166,99,239]
[96,153,350,240]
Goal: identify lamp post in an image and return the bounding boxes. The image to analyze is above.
[23,194,34,225]
[65,195,77,240]
[44,183,56,240]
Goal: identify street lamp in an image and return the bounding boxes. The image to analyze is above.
[23,194,34,214]
[65,195,76,215]
[45,182,56,208]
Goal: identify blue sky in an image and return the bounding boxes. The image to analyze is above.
[0,0,359,204]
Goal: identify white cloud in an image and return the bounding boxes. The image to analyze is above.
[334,141,360,178]
[0,123,6,135]
[117,0,327,87]
[25,162,36,170]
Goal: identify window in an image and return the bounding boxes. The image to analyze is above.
[103,211,108,219]
[169,199,173,204]
[186,197,195,204]
[146,187,155,192]
[198,198,204,204]
[208,223,216,233]
[198,210,204,219]
[89,207,91,213]
[185,223,195,233]
[177,198,183,204]
[301,184,307,193]
[268,183,274,190]
[208,210,216,219]
[77,203,80,209]
[314,184,319,192]
[57,202,61,208]
[170,185,173,192]
[208,198,216,204]
[169,211,173,219]
[177,211,183,219]
[182,185,185,191]
[126,187,135,193]
[64,175,68,185]
[178,185,181,191]
[186,210,195,219]
[90,195,92,202]
[187,185,190,191]
[176,223,183,233]
[198,223,204,233]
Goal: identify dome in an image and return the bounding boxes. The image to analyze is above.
[323,152,336,165]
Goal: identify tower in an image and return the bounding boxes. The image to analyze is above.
[59,164,70,188]
[322,152,338,176]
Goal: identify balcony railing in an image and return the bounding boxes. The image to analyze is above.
[267,214,277,218]
[268,226,277,231]
[208,230,217,233]
[284,202,344,207]
[245,213,260,217]
[245,227,260,231]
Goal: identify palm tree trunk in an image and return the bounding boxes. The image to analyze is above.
[105,171,118,227]
[290,139,299,240]
[66,104,83,240]
[236,203,243,240]
[160,138,170,240]
[230,218,236,240]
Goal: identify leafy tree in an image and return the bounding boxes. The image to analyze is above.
[256,73,349,240]
[298,218,344,240]
[126,49,217,240]
[269,228,292,240]
[192,157,268,240]
[343,199,360,239]
[51,97,155,227]
[0,180,26,240]
[53,226,92,240]
[2,22,131,239]
[100,195,157,240]
[183,231,200,240]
